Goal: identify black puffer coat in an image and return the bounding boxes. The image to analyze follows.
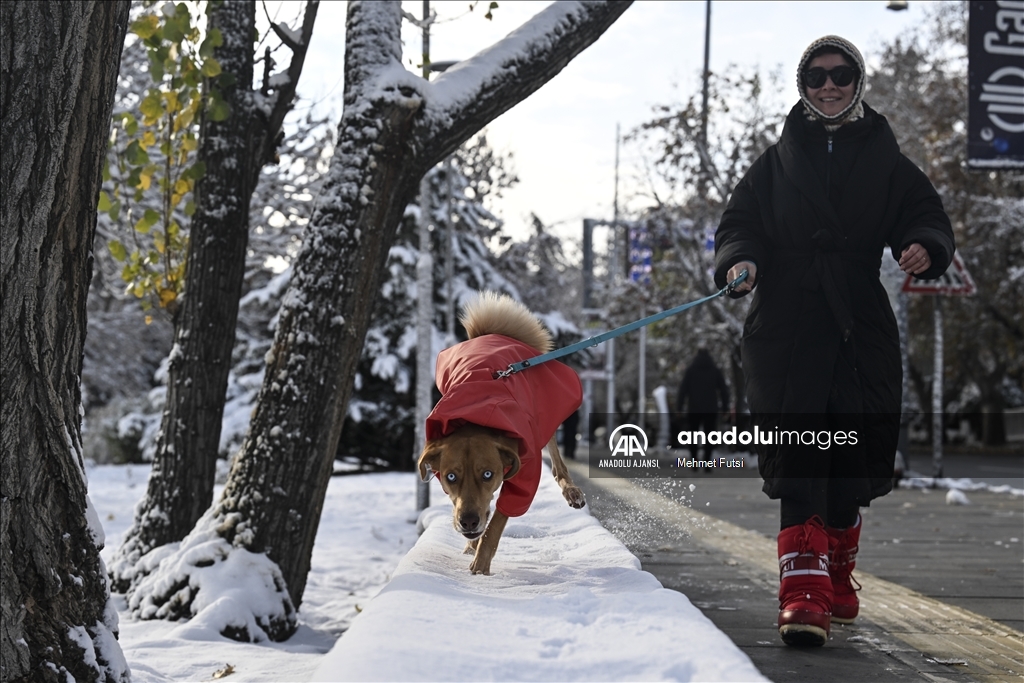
[714,102,954,505]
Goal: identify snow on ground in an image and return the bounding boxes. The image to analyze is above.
[93,465,421,682]
[312,465,766,682]
[91,456,1021,681]
[899,474,1023,497]
[91,461,765,681]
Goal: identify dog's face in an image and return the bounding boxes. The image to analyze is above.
[418,426,521,540]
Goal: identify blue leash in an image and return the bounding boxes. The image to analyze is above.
[493,270,749,379]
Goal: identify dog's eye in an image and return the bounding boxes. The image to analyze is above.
[446,472,457,483]
[482,470,493,480]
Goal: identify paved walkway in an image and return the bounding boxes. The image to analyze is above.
[565,448,1023,682]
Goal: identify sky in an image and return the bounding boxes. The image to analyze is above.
[264,0,940,244]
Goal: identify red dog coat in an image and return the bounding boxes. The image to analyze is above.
[426,334,582,517]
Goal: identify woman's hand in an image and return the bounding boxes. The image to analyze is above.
[727,261,757,293]
[899,243,932,275]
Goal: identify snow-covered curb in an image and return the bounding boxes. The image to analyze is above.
[312,464,767,682]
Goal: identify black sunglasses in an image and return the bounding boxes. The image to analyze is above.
[802,65,857,89]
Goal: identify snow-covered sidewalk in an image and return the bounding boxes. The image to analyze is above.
[312,464,766,682]
[94,461,765,681]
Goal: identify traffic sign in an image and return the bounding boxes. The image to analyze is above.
[901,251,976,296]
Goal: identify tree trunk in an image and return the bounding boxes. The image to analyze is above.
[1,3,130,681]
[127,0,630,642]
[110,0,318,592]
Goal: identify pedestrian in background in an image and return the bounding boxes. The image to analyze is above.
[715,35,954,647]
[676,348,730,461]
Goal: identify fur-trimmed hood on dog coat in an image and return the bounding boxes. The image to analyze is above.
[426,334,582,517]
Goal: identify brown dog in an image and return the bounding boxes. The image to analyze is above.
[418,292,586,575]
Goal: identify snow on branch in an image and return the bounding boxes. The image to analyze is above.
[416,1,632,164]
[258,1,319,166]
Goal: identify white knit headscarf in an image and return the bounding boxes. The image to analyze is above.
[798,35,866,129]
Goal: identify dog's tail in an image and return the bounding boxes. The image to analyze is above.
[460,291,553,353]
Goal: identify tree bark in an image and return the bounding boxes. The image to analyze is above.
[126,0,630,642]
[1,2,130,681]
[110,0,318,592]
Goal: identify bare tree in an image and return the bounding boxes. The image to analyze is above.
[110,0,318,592]
[126,0,632,641]
[1,2,131,681]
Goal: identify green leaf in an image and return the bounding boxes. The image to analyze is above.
[208,97,230,122]
[135,208,160,234]
[97,191,112,212]
[163,16,185,43]
[199,27,223,58]
[183,64,201,88]
[148,52,166,82]
[108,240,127,262]
[183,160,206,181]
[126,139,150,167]
[140,92,164,121]
[124,114,139,136]
[201,57,222,78]
[108,199,122,222]
[184,200,196,217]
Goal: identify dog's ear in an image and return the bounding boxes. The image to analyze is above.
[418,442,443,482]
[498,444,521,480]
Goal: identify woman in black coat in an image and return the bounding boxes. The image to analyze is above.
[714,35,954,647]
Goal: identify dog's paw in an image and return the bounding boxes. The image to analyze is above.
[563,485,586,509]
[468,555,492,575]
[463,538,479,555]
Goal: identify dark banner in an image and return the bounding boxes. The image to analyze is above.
[584,413,1023,481]
[968,1,1024,170]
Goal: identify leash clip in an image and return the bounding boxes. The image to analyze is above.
[725,269,749,296]
[492,365,516,380]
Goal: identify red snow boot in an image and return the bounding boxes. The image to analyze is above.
[827,515,862,624]
[777,516,832,647]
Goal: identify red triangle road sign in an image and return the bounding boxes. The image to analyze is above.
[901,251,976,296]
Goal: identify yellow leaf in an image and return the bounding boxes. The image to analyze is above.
[130,15,159,40]
[159,288,177,306]
[163,90,180,113]
[139,170,152,191]
[181,135,198,152]
[174,110,194,133]
[145,315,153,325]
[174,178,189,195]
[142,130,157,148]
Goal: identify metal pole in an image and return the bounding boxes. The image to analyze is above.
[932,296,943,478]
[638,318,646,422]
[414,0,432,511]
[607,125,621,436]
[701,0,711,149]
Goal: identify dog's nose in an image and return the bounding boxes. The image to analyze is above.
[458,512,480,531]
